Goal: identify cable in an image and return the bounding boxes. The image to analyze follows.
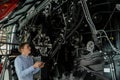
[103,6,116,30]
[80,0,97,34]
[90,2,112,8]
[74,65,109,80]
[98,30,120,54]
[66,15,84,39]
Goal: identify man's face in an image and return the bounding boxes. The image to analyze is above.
[21,44,31,55]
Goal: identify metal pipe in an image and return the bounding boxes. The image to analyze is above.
[0,56,8,80]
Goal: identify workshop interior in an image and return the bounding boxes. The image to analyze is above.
[0,0,120,80]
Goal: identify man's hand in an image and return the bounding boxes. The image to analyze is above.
[33,61,45,68]
[33,62,42,68]
[39,62,45,68]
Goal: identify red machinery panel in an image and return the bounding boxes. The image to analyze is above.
[0,0,19,20]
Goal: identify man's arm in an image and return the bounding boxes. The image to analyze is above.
[33,68,40,74]
[31,57,40,74]
[14,57,35,78]
[33,62,45,74]
[31,57,45,74]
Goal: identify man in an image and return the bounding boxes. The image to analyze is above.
[14,42,44,80]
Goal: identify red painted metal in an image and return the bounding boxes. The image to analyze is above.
[0,0,19,20]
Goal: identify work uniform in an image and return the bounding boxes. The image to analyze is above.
[14,55,40,80]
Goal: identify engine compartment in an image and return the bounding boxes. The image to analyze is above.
[1,0,120,80]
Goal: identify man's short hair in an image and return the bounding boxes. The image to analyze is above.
[18,42,29,52]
